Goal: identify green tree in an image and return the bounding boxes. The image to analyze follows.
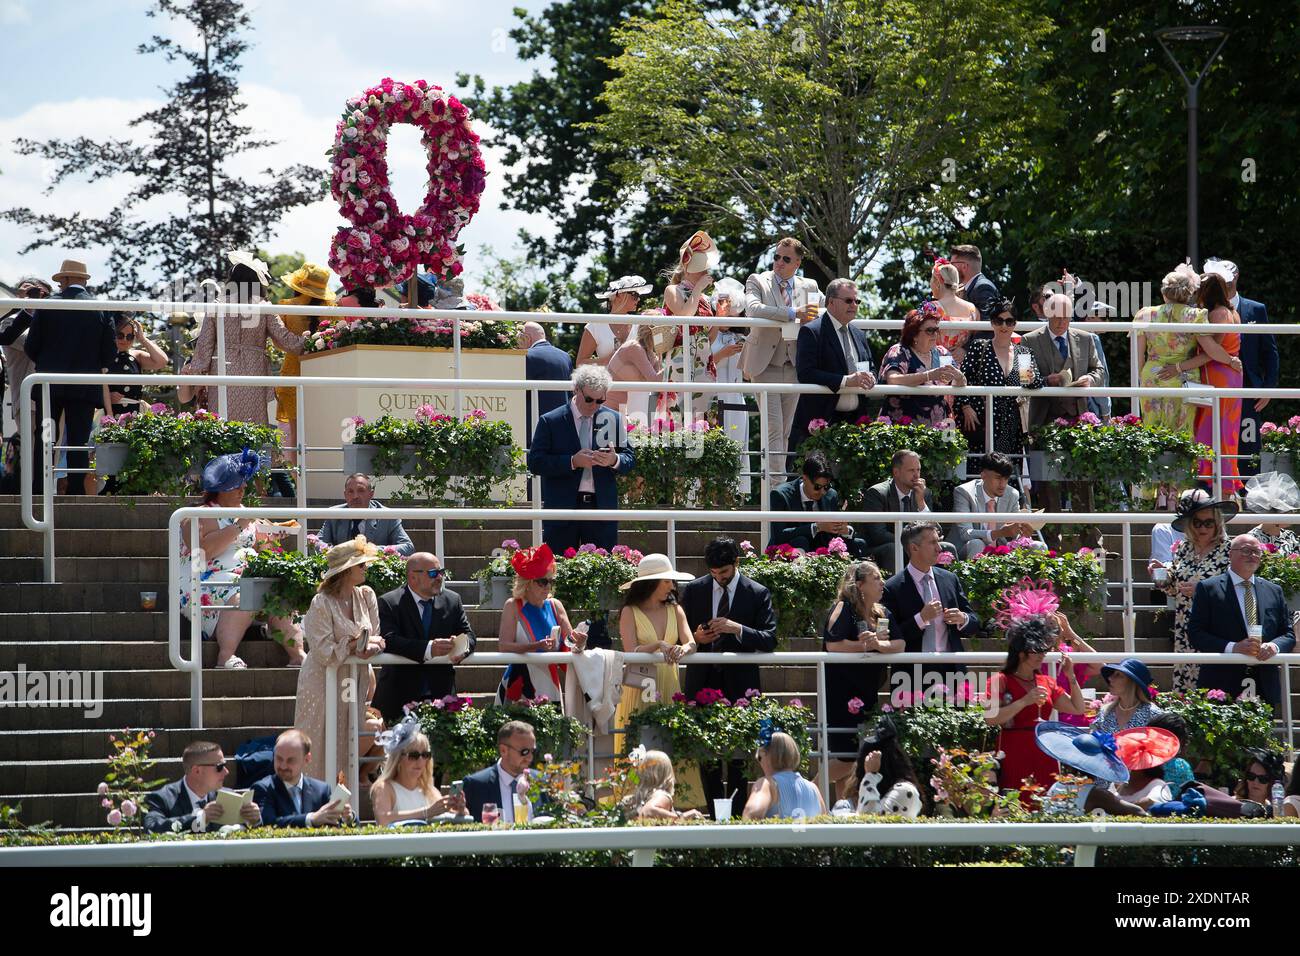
[594,0,1055,282]
[1,0,324,296]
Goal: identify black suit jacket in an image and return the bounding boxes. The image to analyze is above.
[769,479,843,550]
[962,273,1002,326]
[527,403,634,510]
[23,288,115,403]
[1238,297,1277,389]
[373,585,476,722]
[680,572,777,701]
[791,313,875,445]
[882,565,980,654]
[250,773,333,828]
[525,340,575,423]
[1189,572,1295,707]
[859,479,936,549]
[143,779,205,834]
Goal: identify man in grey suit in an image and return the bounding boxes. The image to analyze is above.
[859,449,948,573]
[743,237,821,477]
[317,473,415,555]
[948,453,1044,558]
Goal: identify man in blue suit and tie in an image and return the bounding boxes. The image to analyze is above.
[527,364,635,553]
[1189,533,1296,712]
[250,729,350,828]
[1204,259,1277,479]
[520,322,574,429]
[463,720,538,823]
[788,278,877,461]
[144,740,262,833]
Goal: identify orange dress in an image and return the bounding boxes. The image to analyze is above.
[994,672,1064,807]
[1194,312,1241,493]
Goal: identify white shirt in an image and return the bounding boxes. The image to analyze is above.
[894,482,930,514]
[713,574,740,618]
[185,779,213,832]
[1226,570,1275,657]
[570,396,596,494]
[1230,292,1241,311]
[907,563,948,652]
[1150,523,1184,566]
[496,760,530,823]
[407,584,444,663]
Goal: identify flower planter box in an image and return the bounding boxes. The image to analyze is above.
[931,453,967,481]
[92,442,129,477]
[345,443,513,478]
[1027,451,1066,482]
[480,575,512,610]
[1261,452,1293,476]
[238,576,277,612]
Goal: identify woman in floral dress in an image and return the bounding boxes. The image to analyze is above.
[878,302,966,427]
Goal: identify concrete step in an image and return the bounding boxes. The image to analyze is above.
[4,696,297,731]
[0,640,287,670]
[0,612,169,643]
[0,725,282,762]
[0,582,170,612]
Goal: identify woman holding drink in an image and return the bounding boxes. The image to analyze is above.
[878,301,966,426]
[1152,496,1236,694]
[956,296,1043,461]
[822,561,904,790]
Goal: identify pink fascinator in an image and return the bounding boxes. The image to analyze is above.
[994,577,1060,629]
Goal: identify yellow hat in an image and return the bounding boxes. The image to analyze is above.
[280,264,338,305]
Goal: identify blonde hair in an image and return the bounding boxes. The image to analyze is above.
[759,732,801,773]
[1161,268,1200,305]
[933,262,962,293]
[374,730,437,802]
[626,750,675,813]
[510,563,554,601]
[837,561,887,624]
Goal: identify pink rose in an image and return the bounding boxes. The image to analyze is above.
[789,698,804,708]
[121,799,137,818]
[563,547,578,559]
[97,782,109,795]
[808,418,829,433]
[107,809,122,826]
[847,697,865,715]
[935,551,955,566]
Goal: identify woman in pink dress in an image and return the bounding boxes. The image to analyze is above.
[1193,273,1244,493]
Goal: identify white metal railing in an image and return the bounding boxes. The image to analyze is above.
[1,820,1296,868]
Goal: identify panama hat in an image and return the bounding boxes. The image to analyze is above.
[322,535,381,581]
[227,250,272,287]
[595,275,654,300]
[281,263,338,304]
[678,230,720,273]
[619,553,694,589]
[51,259,90,284]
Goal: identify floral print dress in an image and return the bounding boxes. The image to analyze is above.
[178,514,252,637]
[878,343,954,426]
[1248,526,1300,557]
[1162,538,1230,693]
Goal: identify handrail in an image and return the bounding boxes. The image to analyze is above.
[1,820,1295,868]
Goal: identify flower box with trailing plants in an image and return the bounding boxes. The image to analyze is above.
[877,692,999,792]
[1147,689,1281,790]
[737,539,852,643]
[236,538,408,616]
[617,419,743,509]
[474,541,644,616]
[797,418,968,507]
[304,312,521,353]
[93,406,282,497]
[347,406,525,507]
[1258,549,1300,612]
[1028,413,1211,506]
[624,690,813,773]
[409,695,589,783]
[1259,418,1300,474]
[948,540,1107,631]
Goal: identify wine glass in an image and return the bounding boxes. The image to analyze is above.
[481,803,499,826]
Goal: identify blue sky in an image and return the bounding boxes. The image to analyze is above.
[0,0,556,291]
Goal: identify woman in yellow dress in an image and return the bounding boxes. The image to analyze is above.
[612,553,704,805]
[275,264,337,465]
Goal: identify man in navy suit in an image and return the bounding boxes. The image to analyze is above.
[680,536,777,805]
[1205,259,1277,478]
[22,259,115,495]
[1189,533,1296,711]
[950,244,1001,338]
[520,321,574,430]
[250,729,350,828]
[527,364,635,553]
[882,522,981,686]
[463,720,537,823]
[768,450,868,557]
[144,740,261,833]
[373,552,475,722]
[788,278,876,461]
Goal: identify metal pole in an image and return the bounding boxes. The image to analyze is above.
[215,308,227,420]
[817,659,830,805]
[758,398,771,548]
[530,385,541,545]
[350,662,361,819]
[296,383,307,552]
[189,516,204,728]
[40,381,54,582]
[667,518,677,567]
[1283,662,1295,755]
[1187,84,1199,266]
[453,314,463,419]
[984,394,994,461]
[1212,397,1223,499]
[683,323,693,426]
[435,516,445,564]
[1122,524,1135,654]
[325,663,339,786]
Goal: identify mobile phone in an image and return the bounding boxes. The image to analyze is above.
[449,780,464,799]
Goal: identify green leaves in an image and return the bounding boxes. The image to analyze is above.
[950,547,1106,628]
[626,694,813,774]
[1156,689,1280,790]
[410,700,590,784]
[739,549,848,643]
[798,420,969,508]
[618,426,743,508]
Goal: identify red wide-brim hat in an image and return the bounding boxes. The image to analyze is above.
[1115,726,1180,771]
[511,543,555,580]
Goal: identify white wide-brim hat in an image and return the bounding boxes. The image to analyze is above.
[619,552,694,589]
[596,275,654,300]
[226,249,272,287]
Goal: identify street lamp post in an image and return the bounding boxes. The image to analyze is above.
[1155,26,1229,267]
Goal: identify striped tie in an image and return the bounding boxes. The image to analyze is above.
[781,279,792,308]
[1243,580,1257,626]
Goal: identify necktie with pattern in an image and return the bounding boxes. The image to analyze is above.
[1243,579,1257,626]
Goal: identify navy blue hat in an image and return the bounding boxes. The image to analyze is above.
[1034,722,1130,784]
[394,272,438,306]
[1101,658,1154,699]
[202,448,268,493]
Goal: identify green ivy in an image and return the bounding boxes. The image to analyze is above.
[239,547,409,618]
[625,693,813,774]
[739,546,850,643]
[1154,690,1281,790]
[949,545,1106,631]
[1257,550,1300,597]
[796,419,968,509]
[618,425,742,509]
[409,698,590,784]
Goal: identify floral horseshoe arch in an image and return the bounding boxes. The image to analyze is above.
[328,78,487,291]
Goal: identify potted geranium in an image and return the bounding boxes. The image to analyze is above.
[305,312,521,352]
[1256,548,1300,613]
[346,406,525,507]
[1259,418,1300,474]
[475,538,524,609]
[737,538,851,643]
[618,419,743,509]
[1028,413,1211,507]
[796,417,968,507]
[948,540,1107,630]
[474,542,643,616]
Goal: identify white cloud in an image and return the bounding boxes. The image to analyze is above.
[0,1,30,25]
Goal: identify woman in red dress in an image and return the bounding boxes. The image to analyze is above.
[986,615,1088,807]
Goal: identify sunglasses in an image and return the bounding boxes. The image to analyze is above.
[991,316,1017,327]
[1190,517,1219,529]
[1244,772,1273,784]
[422,568,446,578]
[404,751,432,761]
[811,481,832,492]
[577,390,606,405]
[195,761,228,771]
[115,331,133,340]
[503,743,537,757]
[774,254,797,265]
[839,297,861,305]
[530,576,554,587]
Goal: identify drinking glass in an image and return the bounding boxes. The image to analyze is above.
[481,803,499,826]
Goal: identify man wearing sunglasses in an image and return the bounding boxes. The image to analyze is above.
[789,278,876,460]
[527,364,634,553]
[1189,533,1296,711]
[743,237,823,475]
[144,740,261,833]
[463,720,540,823]
[768,450,868,557]
[372,552,476,722]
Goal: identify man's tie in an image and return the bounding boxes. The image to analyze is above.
[1243,580,1258,626]
[290,784,301,815]
[985,496,997,530]
[716,585,730,621]
[804,499,815,512]
[920,574,938,649]
[1055,335,1069,362]
[578,414,594,488]
[839,324,856,368]
[780,278,792,308]
[902,492,914,513]
[348,519,361,539]
[421,598,434,637]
